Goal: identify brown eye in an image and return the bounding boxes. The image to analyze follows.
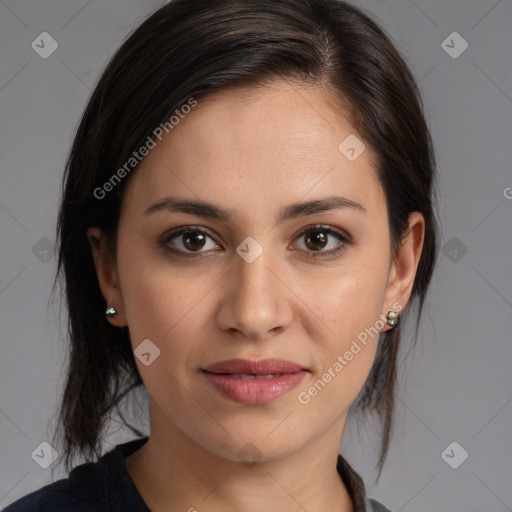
[304,230,328,251]
[161,224,352,260]
[163,227,219,255]
[294,225,352,258]
[182,231,207,251]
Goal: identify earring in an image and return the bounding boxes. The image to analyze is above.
[105,306,117,319]
[386,310,399,327]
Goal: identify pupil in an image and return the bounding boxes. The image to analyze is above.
[306,231,327,251]
[181,230,329,252]
[184,231,206,251]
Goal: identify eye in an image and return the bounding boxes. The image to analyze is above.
[292,225,352,258]
[161,226,220,256]
[160,224,352,259]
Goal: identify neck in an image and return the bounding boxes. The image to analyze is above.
[125,401,354,512]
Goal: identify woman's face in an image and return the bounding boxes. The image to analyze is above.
[89,81,422,462]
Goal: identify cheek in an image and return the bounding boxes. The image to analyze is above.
[298,284,385,414]
[116,244,219,376]
[117,237,197,330]
[299,254,389,403]
[319,278,384,366]
[304,249,390,336]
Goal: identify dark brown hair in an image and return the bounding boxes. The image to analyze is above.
[51,0,438,478]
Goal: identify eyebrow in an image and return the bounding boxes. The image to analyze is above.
[143,195,366,223]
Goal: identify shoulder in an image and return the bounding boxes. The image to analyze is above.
[3,437,150,512]
[369,497,393,512]
[336,453,393,512]
[3,461,103,512]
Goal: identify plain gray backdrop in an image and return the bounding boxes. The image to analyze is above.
[0,0,511,510]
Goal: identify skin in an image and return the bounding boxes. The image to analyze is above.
[87,80,424,512]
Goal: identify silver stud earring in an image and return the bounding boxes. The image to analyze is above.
[386,310,399,327]
[105,306,117,319]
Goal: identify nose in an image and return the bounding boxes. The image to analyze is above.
[216,244,293,341]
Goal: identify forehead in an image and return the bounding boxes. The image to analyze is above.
[122,81,384,219]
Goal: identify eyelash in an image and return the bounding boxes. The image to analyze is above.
[159,224,353,260]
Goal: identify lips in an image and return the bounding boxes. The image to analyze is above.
[204,358,305,375]
[202,358,308,405]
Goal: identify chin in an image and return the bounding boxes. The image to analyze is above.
[197,424,311,466]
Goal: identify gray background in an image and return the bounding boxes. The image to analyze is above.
[0,0,511,510]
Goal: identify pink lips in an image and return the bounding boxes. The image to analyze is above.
[203,358,307,405]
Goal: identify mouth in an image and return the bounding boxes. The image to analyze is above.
[202,358,308,405]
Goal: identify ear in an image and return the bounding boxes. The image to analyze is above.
[86,227,127,327]
[381,212,425,331]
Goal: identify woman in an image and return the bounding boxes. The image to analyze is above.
[5,0,438,510]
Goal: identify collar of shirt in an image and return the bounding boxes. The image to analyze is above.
[5,437,390,512]
[79,436,389,512]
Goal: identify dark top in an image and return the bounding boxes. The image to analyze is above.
[4,437,391,512]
